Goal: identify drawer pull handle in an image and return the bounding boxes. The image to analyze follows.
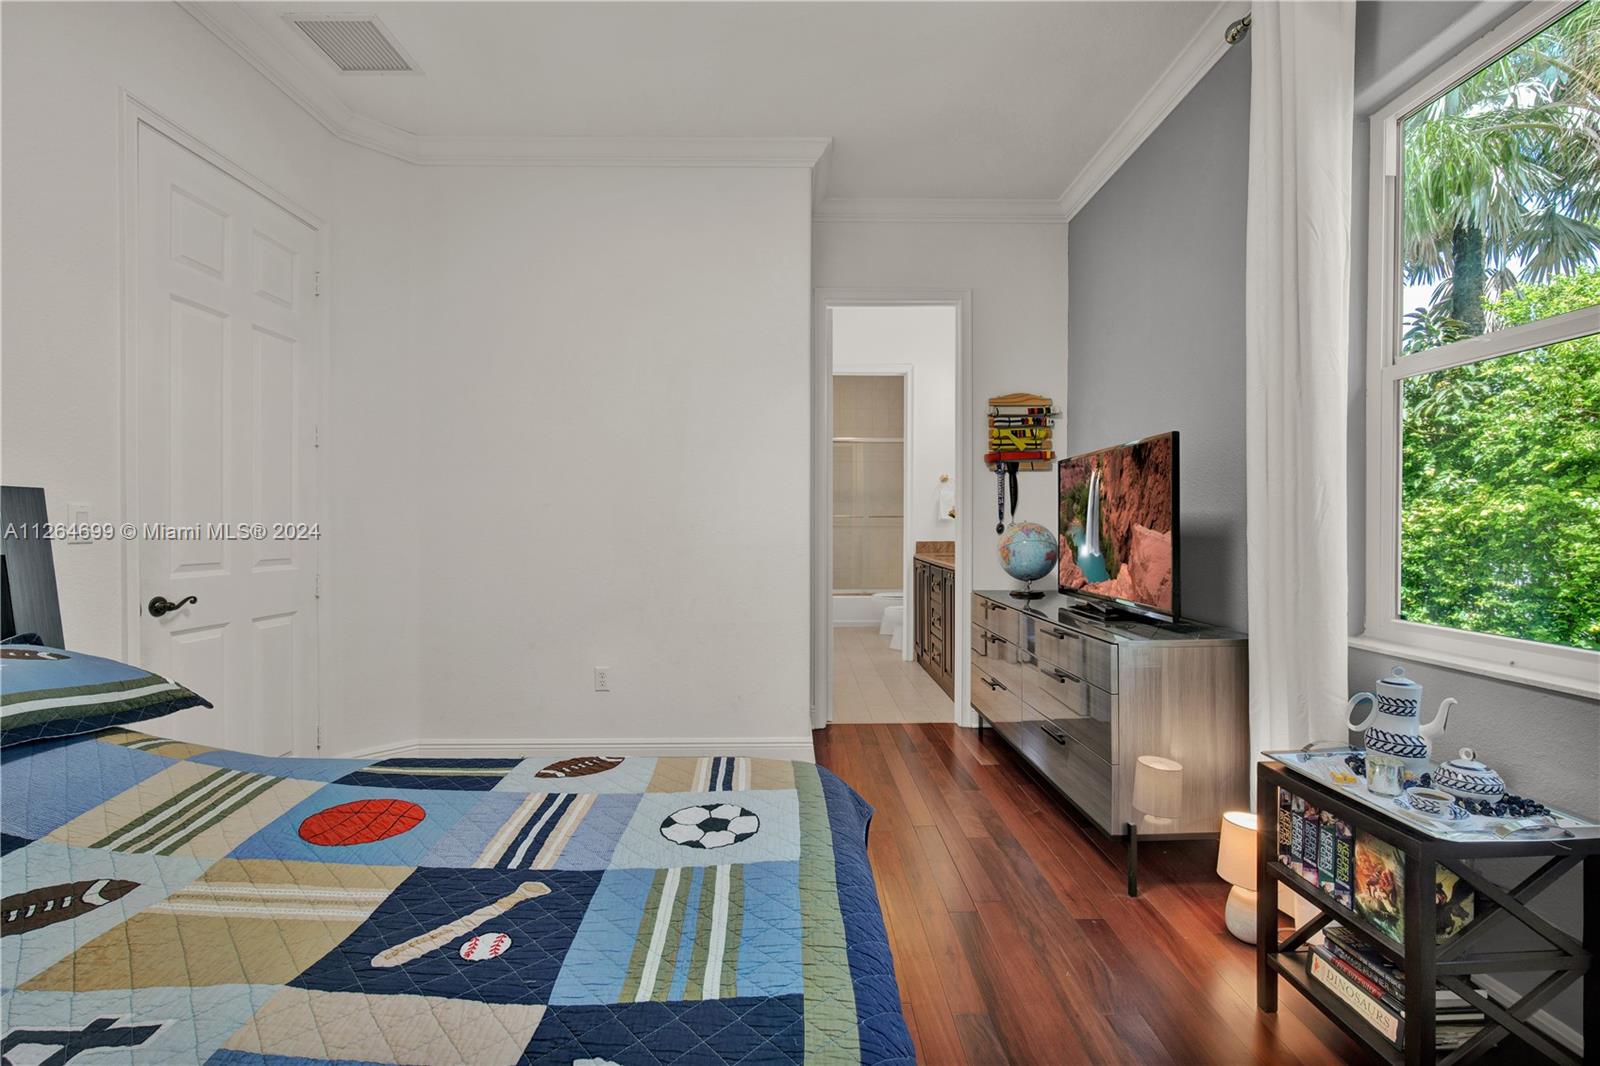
[987,634,1006,644]
[985,678,1007,692]
[1039,723,1067,744]
[1046,628,1080,641]
[1050,668,1084,684]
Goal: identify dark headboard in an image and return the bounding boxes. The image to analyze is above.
[0,486,65,647]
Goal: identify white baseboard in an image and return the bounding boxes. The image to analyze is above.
[338,735,818,763]
[1473,974,1583,1057]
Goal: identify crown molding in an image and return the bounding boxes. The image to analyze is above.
[1056,0,1248,221]
[180,1,830,171]
[186,0,1241,209]
[814,197,1068,224]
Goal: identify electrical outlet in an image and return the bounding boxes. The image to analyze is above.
[593,667,611,692]
[67,503,91,543]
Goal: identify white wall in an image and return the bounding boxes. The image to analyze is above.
[831,306,958,563]
[814,221,1070,593]
[3,2,816,758]
[0,2,429,756]
[407,165,815,753]
[0,1,335,658]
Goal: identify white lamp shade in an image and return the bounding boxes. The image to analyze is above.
[1217,810,1258,890]
[1132,755,1183,818]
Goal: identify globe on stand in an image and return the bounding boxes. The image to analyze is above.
[998,521,1059,600]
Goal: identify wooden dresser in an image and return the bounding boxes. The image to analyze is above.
[913,549,955,697]
[971,590,1249,851]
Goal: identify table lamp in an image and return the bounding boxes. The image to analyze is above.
[1217,810,1258,942]
[1132,755,1183,831]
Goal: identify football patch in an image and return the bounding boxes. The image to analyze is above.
[2,879,138,936]
[536,756,624,779]
[659,804,760,849]
[298,799,426,846]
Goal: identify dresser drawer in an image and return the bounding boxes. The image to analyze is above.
[1021,659,1116,764]
[1034,621,1084,673]
[1014,708,1115,833]
[970,646,1023,726]
[1080,634,1119,693]
[972,595,1019,644]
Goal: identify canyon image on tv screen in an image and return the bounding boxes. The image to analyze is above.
[1057,432,1178,619]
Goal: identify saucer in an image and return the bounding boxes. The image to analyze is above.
[1394,791,1469,822]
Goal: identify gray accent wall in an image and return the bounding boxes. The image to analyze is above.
[1071,2,1592,1039]
[1067,42,1250,631]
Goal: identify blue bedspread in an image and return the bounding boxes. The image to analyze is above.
[0,730,914,1064]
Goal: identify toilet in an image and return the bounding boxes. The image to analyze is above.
[872,592,904,635]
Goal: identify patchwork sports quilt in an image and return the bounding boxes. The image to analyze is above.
[0,731,913,1065]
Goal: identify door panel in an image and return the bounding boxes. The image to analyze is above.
[136,124,320,755]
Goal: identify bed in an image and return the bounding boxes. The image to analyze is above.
[0,489,913,1065]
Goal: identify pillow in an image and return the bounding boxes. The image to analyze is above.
[0,644,212,748]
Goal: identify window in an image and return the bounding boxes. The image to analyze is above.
[1362,1,1600,695]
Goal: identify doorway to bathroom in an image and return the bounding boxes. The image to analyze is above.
[822,303,962,725]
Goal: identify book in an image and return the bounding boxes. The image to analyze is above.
[1286,787,1299,870]
[1332,819,1355,909]
[1317,809,1337,896]
[1323,926,1404,1001]
[1309,946,1402,1045]
[1300,800,1321,885]
[1289,793,1307,876]
[1353,834,1477,942]
[1277,788,1294,868]
[983,451,1054,463]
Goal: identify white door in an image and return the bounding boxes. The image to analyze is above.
[134,124,321,755]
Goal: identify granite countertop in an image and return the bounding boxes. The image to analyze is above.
[913,540,955,569]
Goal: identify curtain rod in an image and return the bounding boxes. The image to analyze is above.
[1225,13,1252,45]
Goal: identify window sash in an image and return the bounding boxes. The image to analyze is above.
[1361,0,1600,698]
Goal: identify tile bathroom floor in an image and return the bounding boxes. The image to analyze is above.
[831,624,954,724]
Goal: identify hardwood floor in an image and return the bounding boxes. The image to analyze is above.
[814,723,1377,1066]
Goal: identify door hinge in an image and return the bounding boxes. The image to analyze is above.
[314,425,320,449]
[313,271,322,297]
[314,573,321,599]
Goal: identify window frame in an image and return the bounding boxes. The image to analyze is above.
[1358,0,1600,699]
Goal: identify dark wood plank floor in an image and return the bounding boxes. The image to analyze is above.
[814,723,1377,1066]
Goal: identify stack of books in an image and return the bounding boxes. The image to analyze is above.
[1309,925,1484,1051]
[1278,788,1354,908]
[985,393,1057,471]
[1275,788,1475,942]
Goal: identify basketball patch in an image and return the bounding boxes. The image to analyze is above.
[459,930,512,961]
[298,799,426,846]
[536,756,624,779]
[659,804,760,849]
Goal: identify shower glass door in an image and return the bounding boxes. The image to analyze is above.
[832,374,904,593]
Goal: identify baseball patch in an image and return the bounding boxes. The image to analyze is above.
[459,930,512,961]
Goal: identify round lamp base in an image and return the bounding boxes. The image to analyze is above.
[1224,884,1258,943]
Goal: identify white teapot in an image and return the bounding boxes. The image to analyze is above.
[1347,667,1456,779]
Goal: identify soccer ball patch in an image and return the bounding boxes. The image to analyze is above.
[659,803,760,849]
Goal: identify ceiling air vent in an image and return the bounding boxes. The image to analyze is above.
[285,14,419,74]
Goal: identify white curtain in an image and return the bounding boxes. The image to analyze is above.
[1245,0,1356,789]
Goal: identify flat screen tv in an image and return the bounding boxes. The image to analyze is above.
[1057,431,1179,621]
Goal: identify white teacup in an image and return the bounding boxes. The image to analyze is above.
[1406,787,1458,818]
